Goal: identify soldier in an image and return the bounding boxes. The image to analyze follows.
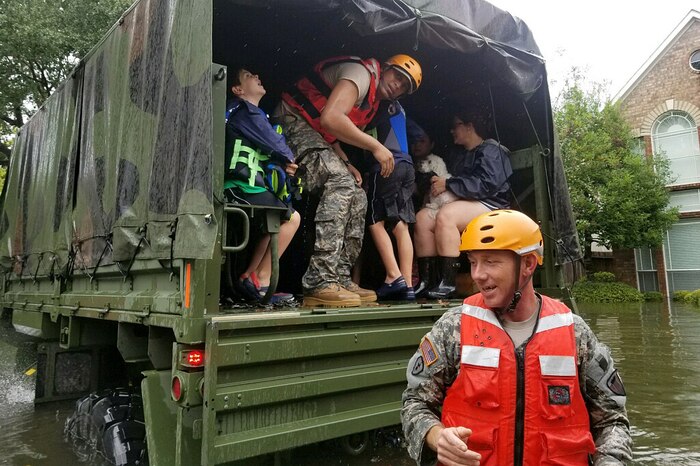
[401,210,632,466]
[275,54,422,307]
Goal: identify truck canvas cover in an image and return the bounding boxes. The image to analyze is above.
[0,0,582,281]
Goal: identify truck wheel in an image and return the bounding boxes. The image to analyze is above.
[65,388,147,465]
[338,431,371,456]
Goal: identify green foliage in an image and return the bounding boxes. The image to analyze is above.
[672,290,691,301]
[643,291,663,302]
[0,0,132,161]
[554,69,678,258]
[572,279,644,303]
[590,271,615,283]
[684,290,700,307]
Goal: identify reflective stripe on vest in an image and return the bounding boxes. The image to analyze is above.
[440,295,595,466]
[281,56,381,144]
[230,139,269,188]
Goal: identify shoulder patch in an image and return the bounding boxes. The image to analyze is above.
[411,355,425,375]
[606,369,626,396]
[420,337,439,366]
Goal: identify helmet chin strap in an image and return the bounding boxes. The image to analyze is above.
[496,254,532,315]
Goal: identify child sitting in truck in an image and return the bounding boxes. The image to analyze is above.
[225,67,301,303]
[364,100,421,301]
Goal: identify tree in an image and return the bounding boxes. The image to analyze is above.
[554,69,678,261]
[0,0,132,163]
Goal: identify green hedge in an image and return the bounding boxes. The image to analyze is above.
[643,291,664,302]
[670,290,700,306]
[572,280,644,303]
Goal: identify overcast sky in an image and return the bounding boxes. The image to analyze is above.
[489,1,699,100]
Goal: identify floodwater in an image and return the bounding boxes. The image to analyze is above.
[1,301,700,465]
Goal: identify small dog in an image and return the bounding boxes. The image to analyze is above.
[416,154,459,215]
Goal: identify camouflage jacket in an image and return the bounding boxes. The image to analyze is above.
[401,302,633,466]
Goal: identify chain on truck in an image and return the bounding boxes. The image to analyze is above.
[0,0,583,464]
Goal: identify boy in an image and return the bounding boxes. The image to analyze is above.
[225,68,301,302]
[365,100,418,301]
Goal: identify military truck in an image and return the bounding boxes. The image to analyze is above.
[0,0,582,464]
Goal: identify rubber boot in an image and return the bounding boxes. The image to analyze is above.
[414,257,438,298]
[427,257,460,300]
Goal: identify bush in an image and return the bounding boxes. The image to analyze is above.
[673,290,691,301]
[572,280,644,303]
[590,272,616,283]
[643,291,664,302]
[685,290,700,306]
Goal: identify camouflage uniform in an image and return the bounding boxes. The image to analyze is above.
[401,299,633,466]
[281,114,367,291]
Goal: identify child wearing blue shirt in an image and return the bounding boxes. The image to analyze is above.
[224,68,300,302]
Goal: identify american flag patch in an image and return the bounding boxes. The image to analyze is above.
[420,337,438,366]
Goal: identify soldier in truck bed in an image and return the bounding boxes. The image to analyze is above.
[274,54,423,308]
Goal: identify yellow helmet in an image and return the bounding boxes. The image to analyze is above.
[460,210,544,265]
[386,54,422,94]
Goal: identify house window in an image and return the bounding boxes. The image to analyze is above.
[669,189,700,213]
[691,50,700,72]
[634,247,658,292]
[651,111,700,185]
[663,219,700,293]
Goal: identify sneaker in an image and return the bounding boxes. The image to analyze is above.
[376,276,408,301]
[342,281,377,303]
[402,287,416,302]
[303,283,361,308]
[259,286,295,305]
[236,276,261,302]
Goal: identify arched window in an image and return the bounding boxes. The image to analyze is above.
[652,111,700,185]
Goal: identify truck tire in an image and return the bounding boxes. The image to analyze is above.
[65,388,147,465]
[338,431,371,456]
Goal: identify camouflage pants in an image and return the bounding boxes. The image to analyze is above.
[282,115,367,291]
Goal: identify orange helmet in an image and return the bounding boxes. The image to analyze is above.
[385,54,422,94]
[460,210,544,265]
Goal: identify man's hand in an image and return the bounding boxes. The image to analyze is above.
[373,145,395,177]
[347,163,362,186]
[427,425,481,466]
[430,176,447,197]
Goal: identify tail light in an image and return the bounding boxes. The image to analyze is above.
[171,375,184,401]
[180,349,205,368]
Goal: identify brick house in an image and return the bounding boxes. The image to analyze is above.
[612,9,700,296]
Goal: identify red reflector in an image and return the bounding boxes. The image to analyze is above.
[185,350,204,367]
[172,376,182,401]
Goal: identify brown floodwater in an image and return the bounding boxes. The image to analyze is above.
[1,301,699,465]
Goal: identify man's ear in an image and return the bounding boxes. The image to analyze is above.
[521,254,539,275]
[231,85,243,96]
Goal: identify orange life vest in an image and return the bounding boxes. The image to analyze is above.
[281,56,381,144]
[440,294,595,466]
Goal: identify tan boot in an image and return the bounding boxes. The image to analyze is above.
[342,281,377,303]
[303,283,361,308]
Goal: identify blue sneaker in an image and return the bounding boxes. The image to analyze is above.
[402,287,416,302]
[259,287,295,305]
[236,276,261,302]
[376,276,408,301]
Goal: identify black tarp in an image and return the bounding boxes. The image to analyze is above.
[214,0,582,268]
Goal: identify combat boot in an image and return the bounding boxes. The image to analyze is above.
[303,283,361,308]
[342,281,378,304]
